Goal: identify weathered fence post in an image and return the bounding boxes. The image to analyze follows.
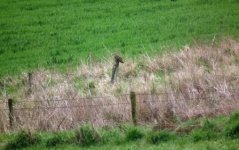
[111,55,124,84]
[8,99,14,129]
[27,72,32,94]
[130,91,137,125]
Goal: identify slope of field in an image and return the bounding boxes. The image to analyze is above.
[0,0,239,77]
[0,39,239,132]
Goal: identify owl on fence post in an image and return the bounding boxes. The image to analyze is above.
[111,55,124,84]
[114,55,124,64]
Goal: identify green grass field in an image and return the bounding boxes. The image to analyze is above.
[0,0,239,77]
[1,112,239,150]
[1,1,239,149]
[17,139,239,150]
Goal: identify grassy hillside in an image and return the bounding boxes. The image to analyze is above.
[0,0,239,77]
[1,40,239,131]
[1,112,239,150]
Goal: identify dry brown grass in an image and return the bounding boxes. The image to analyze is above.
[0,39,239,132]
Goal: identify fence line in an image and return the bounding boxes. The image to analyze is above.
[3,102,130,111]
[0,95,237,111]
[0,94,130,104]
[0,87,238,104]
[0,90,238,131]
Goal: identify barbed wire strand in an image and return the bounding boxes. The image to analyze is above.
[0,95,238,111]
[0,87,238,104]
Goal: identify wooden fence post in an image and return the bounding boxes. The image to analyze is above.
[111,55,123,84]
[130,91,137,125]
[27,72,32,94]
[8,99,14,129]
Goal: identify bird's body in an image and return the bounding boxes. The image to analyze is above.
[114,55,124,63]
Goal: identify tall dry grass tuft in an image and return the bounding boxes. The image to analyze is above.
[0,39,239,132]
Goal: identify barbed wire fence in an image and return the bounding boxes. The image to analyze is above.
[0,87,239,132]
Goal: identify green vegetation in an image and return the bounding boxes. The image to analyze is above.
[46,131,75,147]
[1,112,239,150]
[5,130,41,150]
[125,126,145,141]
[75,125,101,146]
[146,130,176,144]
[224,113,239,138]
[0,0,239,77]
[191,119,219,142]
[1,0,239,148]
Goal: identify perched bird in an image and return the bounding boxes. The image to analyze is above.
[114,55,124,63]
[111,55,124,83]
